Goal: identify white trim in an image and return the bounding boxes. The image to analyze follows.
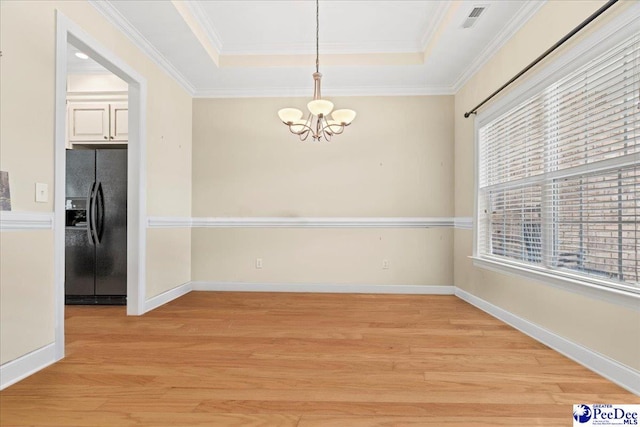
[0,343,56,391]
[193,85,455,98]
[192,281,454,295]
[184,0,224,54]
[419,1,451,51]
[0,212,54,231]
[54,11,69,363]
[128,80,148,317]
[143,282,193,312]
[189,217,455,229]
[451,0,546,92]
[454,217,472,230]
[472,257,640,311]
[87,0,195,96]
[455,288,640,396]
[148,216,193,228]
[55,10,149,370]
[220,41,424,57]
[148,216,479,229]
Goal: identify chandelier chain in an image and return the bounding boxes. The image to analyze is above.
[315,0,319,73]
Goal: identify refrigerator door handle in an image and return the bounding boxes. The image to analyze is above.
[95,182,105,243]
[90,181,100,245]
[87,182,96,245]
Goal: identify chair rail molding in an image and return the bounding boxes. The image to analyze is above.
[0,212,54,231]
[148,216,462,228]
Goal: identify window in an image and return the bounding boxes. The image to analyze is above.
[477,31,639,294]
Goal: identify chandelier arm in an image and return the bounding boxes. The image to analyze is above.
[299,131,310,142]
[286,122,313,135]
[322,125,333,142]
[329,125,344,135]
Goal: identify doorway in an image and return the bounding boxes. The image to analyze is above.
[54,11,147,361]
[65,45,128,306]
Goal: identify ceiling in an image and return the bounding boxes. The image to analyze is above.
[85,0,546,97]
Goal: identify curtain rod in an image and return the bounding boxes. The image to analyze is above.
[463,0,618,118]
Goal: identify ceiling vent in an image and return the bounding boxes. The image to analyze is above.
[462,6,487,29]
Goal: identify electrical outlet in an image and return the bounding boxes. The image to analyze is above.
[382,259,390,269]
[256,258,263,269]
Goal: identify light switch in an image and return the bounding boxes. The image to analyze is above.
[35,183,48,203]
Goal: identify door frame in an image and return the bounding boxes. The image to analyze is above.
[54,11,147,360]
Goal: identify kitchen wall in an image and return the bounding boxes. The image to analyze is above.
[0,1,192,366]
[192,96,454,287]
[454,0,640,371]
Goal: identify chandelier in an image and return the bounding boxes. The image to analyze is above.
[277,0,356,142]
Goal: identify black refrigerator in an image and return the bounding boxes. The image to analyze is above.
[65,149,127,305]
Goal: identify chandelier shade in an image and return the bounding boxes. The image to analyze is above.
[277,108,303,123]
[331,109,356,125]
[278,0,355,142]
[307,99,334,116]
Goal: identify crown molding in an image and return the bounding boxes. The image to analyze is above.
[194,85,455,98]
[184,0,224,53]
[420,1,451,51]
[451,0,546,92]
[219,41,424,57]
[88,0,196,96]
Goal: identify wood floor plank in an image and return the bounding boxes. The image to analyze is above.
[1,291,637,427]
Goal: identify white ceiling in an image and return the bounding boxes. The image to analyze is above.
[86,0,546,97]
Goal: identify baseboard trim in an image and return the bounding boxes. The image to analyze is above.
[144,281,193,313]
[0,343,57,390]
[455,288,640,396]
[191,281,454,295]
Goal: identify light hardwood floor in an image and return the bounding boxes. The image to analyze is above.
[1,292,637,426]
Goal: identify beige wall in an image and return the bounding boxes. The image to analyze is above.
[0,232,55,364]
[67,74,128,93]
[146,228,191,299]
[0,1,191,364]
[192,96,454,286]
[454,0,640,371]
[193,228,452,286]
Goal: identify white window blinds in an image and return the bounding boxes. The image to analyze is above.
[478,33,639,291]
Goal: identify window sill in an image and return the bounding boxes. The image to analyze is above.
[471,256,640,311]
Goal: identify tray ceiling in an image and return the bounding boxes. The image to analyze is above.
[86,0,546,97]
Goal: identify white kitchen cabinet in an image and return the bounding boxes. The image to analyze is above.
[68,102,128,144]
